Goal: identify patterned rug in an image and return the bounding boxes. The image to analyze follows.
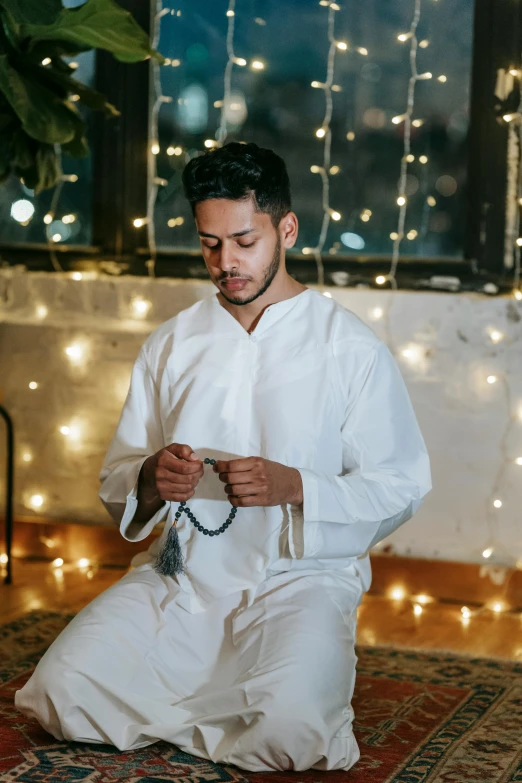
[1,612,522,782]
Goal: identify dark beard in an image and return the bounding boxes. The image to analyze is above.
[219,234,282,307]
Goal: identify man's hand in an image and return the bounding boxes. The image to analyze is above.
[141,443,204,504]
[212,457,303,507]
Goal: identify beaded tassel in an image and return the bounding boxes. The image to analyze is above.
[154,522,185,576]
[153,457,238,578]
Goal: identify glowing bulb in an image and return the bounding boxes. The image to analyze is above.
[323,292,332,298]
[167,146,175,155]
[11,199,35,223]
[43,213,53,225]
[390,586,406,600]
[42,57,52,66]
[397,196,406,206]
[371,307,384,320]
[427,196,436,207]
[406,154,415,162]
[77,558,90,568]
[419,72,433,80]
[482,547,493,559]
[234,57,247,66]
[204,139,217,148]
[28,381,38,390]
[407,230,418,240]
[330,211,341,221]
[491,602,504,613]
[346,131,355,141]
[310,165,321,173]
[316,128,326,138]
[29,494,44,509]
[515,290,522,300]
[419,155,428,164]
[36,304,48,319]
[226,8,234,15]
[131,296,152,319]
[133,218,146,228]
[65,343,84,362]
[515,457,522,465]
[71,272,83,281]
[22,452,32,462]
[490,330,503,342]
[461,606,471,618]
[413,604,423,616]
[151,142,160,155]
[415,594,431,604]
[52,558,64,568]
[503,114,514,122]
[357,47,368,56]
[509,68,520,76]
[336,41,348,50]
[516,238,522,247]
[487,375,497,384]
[412,119,424,127]
[60,425,71,436]
[493,499,502,508]
[401,344,422,363]
[419,39,429,48]
[397,33,411,42]
[62,214,76,224]
[329,165,340,175]
[376,275,387,285]
[361,213,370,222]
[390,232,399,240]
[69,62,79,69]
[52,233,62,242]
[392,115,406,124]
[251,60,265,70]
[438,74,447,82]
[0,553,8,564]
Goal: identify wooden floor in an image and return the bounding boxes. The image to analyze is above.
[2,560,521,661]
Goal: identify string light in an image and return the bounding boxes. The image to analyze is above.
[52,558,64,568]
[216,0,244,144]
[306,2,367,285]
[144,3,173,279]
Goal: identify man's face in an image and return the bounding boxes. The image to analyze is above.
[194,197,283,306]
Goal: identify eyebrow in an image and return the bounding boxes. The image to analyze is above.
[198,228,256,239]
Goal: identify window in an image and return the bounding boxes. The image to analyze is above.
[153,0,473,259]
[0,0,95,247]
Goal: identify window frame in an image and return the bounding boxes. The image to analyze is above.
[0,0,520,295]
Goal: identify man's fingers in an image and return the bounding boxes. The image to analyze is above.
[160,449,203,474]
[165,442,202,463]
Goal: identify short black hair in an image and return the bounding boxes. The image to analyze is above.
[182,141,292,228]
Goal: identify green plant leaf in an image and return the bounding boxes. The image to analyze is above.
[0,53,80,143]
[0,0,63,25]
[38,64,120,116]
[21,0,165,64]
[14,140,60,192]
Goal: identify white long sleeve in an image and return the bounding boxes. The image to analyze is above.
[98,349,169,542]
[287,340,432,560]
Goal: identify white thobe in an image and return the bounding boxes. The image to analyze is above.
[15,288,432,771]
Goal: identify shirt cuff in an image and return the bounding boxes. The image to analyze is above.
[286,468,322,559]
[119,457,170,542]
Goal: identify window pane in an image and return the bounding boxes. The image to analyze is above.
[0,49,94,246]
[154,0,472,258]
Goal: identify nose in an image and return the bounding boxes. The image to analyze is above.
[217,242,239,274]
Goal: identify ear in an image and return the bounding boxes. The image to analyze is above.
[279,212,298,250]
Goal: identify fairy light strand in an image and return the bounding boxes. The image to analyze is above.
[145,1,172,278]
[216,0,239,145]
[387,0,424,289]
[309,3,340,287]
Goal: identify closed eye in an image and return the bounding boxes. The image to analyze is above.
[239,241,256,248]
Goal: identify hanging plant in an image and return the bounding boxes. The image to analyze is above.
[0,0,164,193]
